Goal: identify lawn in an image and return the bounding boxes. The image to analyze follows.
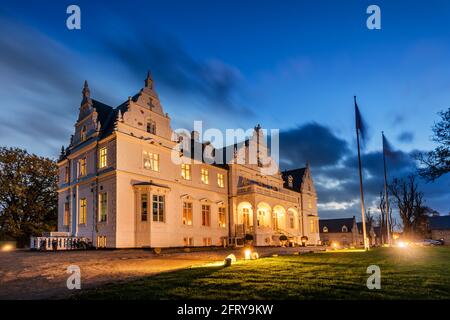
[73,247,450,300]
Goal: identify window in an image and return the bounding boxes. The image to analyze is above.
[217,173,224,188]
[79,198,87,224]
[310,219,317,233]
[201,168,209,184]
[289,216,295,229]
[152,195,165,222]
[99,147,107,168]
[78,158,86,177]
[97,236,107,248]
[218,207,226,228]
[201,204,211,226]
[181,164,191,180]
[288,175,293,188]
[308,198,313,209]
[64,166,69,183]
[203,238,212,246]
[183,237,193,247]
[99,192,107,222]
[143,152,159,171]
[141,194,148,222]
[342,225,348,233]
[182,202,193,225]
[257,210,265,227]
[81,125,87,142]
[323,226,328,233]
[242,208,250,227]
[146,120,156,134]
[63,202,70,226]
[272,215,279,230]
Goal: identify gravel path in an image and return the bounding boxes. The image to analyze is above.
[0,247,320,300]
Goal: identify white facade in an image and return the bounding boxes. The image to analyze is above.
[57,74,320,248]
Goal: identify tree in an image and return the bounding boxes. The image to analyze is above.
[0,147,57,247]
[418,108,450,181]
[378,191,396,243]
[389,175,427,237]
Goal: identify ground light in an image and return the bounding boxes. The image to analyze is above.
[244,248,252,260]
[1,244,13,252]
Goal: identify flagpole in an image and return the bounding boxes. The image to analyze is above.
[382,132,391,246]
[354,96,369,250]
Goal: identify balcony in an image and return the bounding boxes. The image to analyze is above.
[237,184,299,203]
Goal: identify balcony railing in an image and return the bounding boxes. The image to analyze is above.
[237,184,299,203]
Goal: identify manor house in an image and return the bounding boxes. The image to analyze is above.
[57,73,320,248]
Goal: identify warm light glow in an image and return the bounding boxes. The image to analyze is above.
[393,234,399,240]
[397,241,409,248]
[225,254,237,263]
[1,244,13,252]
[331,242,339,249]
[244,249,252,260]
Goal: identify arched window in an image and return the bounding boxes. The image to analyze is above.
[146,119,156,134]
[323,226,328,233]
[342,225,348,233]
[80,125,87,142]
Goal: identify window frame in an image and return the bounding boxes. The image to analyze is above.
[79,198,87,225]
[201,168,209,185]
[217,173,224,188]
[218,207,226,228]
[141,193,148,222]
[201,204,211,227]
[143,152,159,172]
[99,192,108,222]
[182,201,193,226]
[99,147,108,169]
[181,163,192,180]
[152,194,165,223]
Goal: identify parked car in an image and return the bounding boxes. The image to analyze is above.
[415,239,444,246]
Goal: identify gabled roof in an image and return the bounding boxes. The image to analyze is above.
[429,216,450,230]
[319,217,356,233]
[281,167,306,191]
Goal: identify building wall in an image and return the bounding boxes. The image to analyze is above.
[431,230,450,245]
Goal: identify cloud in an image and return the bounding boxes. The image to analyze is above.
[397,131,414,143]
[279,122,350,168]
[97,31,253,117]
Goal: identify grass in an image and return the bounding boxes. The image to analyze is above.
[73,247,450,300]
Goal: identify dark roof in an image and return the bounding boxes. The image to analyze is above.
[319,217,355,233]
[281,168,306,191]
[429,216,450,230]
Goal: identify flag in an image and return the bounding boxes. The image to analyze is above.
[354,96,367,143]
[382,132,397,158]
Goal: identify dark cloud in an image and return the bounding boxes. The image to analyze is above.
[279,122,350,169]
[397,131,414,143]
[98,31,252,116]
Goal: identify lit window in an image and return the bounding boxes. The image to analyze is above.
[342,225,348,233]
[143,152,159,171]
[183,237,193,247]
[99,192,107,222]
[308,198,313,209]
[141,194,148,222]
[309,219,315,233]
[323,226,328,233]
[78,158,86,177]
[64,202,70,226]
[217,173,224,188]
[181,164,191,180]
[79,198,87,224]
[152,195,165,222]
[289,216,295,229]
[146,120,156,134]
[201,168,209,184]
[64,166,69,183]
[242,208,251,227]
[257,210,265,227]
[202,205,211,226]
[203,238,212,246]
[218,207,226,228]
[99,147,107,168]
[182,202,193,225]
[97,236,107,248]
[80,125,87,142]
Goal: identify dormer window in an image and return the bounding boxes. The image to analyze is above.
[323,226,328,233]
[146,120,156,134]
[342,225,348,233]
[288,175,293,188]
[80,125,87,142]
